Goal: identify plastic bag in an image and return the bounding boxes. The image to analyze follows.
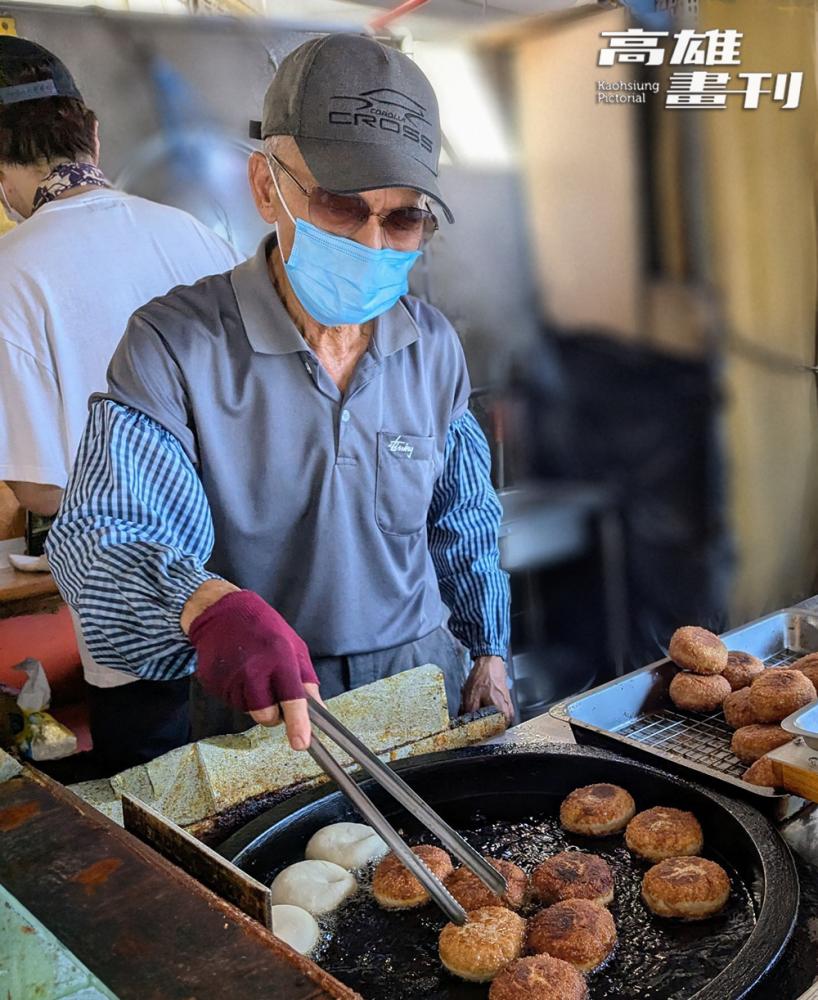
[13,658,77,761]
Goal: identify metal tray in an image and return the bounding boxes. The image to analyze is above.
[561,608,818,801]
[782,702,818,750]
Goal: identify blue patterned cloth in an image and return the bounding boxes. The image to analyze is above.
[32,162,111,213]
[47,400,509,682]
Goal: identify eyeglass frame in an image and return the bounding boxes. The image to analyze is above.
[266,152,439,250]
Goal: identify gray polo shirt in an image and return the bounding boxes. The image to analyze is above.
[104,234,471,657]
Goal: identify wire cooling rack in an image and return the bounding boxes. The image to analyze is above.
[615,649,803,778]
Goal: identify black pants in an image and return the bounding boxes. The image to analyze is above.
[87,677,190,777]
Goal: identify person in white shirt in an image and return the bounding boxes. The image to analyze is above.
[0,36,243,771]
[0,37,242,514]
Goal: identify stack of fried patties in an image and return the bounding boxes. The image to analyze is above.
[725,650,817,787]
[667,626,817,787]
[667,627,733,716]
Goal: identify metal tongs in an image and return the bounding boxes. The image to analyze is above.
[306,698,507,925]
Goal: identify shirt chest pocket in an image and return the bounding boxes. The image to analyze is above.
[375,431,436,536]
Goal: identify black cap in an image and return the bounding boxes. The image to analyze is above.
[250,34,453,224]
[0,36,83,106]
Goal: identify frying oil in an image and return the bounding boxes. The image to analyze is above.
[302,811,755,1000]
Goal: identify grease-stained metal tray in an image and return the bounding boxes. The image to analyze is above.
[561,609,818,802]
[782,702,818,750]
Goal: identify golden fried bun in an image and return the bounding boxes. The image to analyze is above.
[641,857,730,920]
[742,756,780,788]
[625,807,703,862]
[749,669,816,723]
[722,651,764,691]
[438,906,526,983]
[372,845,453,909]
[669,672,731,713]
[668,626,728,675]
[798,664,818,690]
[526,899,616,973]
[791,652,818,690]
[559,783,635,837]
[445,858,528,912]
[730,724,791,764]
[723,688,757,730]
[489,955,589,1000]
[532,852,614,907]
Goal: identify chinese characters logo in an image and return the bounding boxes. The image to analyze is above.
[597,29,802,109]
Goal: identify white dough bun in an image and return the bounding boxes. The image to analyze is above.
[270,859,356,915]
[269,904,320,955]
[305,822,389,870]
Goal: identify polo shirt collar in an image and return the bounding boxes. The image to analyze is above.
[232,234,421,358]
[373,297,421,359]
[231,235,307,356]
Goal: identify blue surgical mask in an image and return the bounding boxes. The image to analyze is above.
[268,159,421,327]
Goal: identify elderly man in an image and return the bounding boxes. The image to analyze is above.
[48,33,511,768]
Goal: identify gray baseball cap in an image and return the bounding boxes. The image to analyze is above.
[250,33,453,223]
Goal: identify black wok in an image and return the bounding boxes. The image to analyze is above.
[219,743,797,1000]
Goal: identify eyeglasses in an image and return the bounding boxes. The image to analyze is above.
[268,153,438,252]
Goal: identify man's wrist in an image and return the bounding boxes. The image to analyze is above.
[181,579,240,635]
[470,654,509,677]
[471,648,508,662]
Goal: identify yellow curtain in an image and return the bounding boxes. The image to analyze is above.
[701,0,818,619]
[511,6,644,339]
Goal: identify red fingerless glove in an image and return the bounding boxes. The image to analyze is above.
[189,590,318,712]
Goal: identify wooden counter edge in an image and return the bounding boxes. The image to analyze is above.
[0,765,361,1000]
[0,565,62,619]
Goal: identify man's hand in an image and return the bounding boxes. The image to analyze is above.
[7,481,63,516]
[461,655,514,724]
[186,589,320,751]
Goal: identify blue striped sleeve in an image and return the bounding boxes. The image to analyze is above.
[427,409,510,658]
[46,399,219,681]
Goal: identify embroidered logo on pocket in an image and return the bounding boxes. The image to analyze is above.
[387,434,415,459]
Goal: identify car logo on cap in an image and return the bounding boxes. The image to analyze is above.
[328,88,434,154]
